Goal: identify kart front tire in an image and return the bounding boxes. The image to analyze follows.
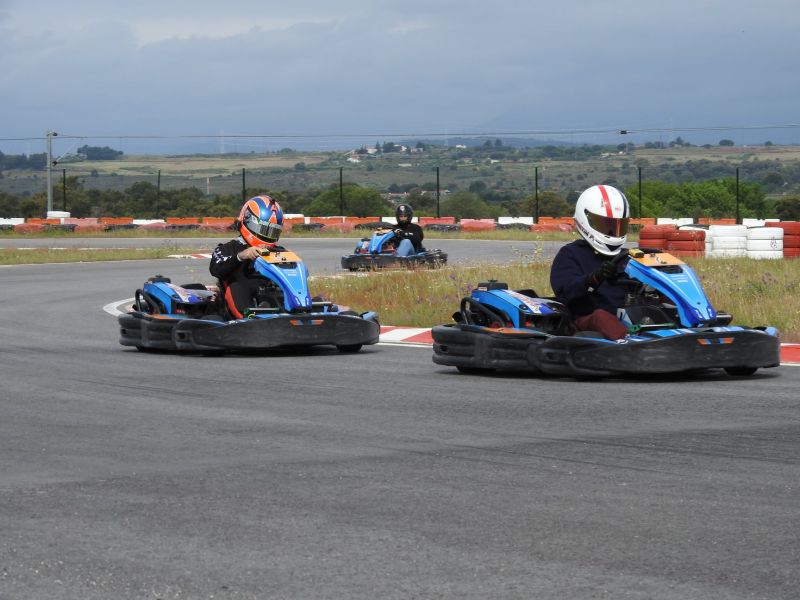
[724,366,758,376]
[456,366,494,375]
[337,344,362,353]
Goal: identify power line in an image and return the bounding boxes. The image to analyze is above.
[3,123,800,143]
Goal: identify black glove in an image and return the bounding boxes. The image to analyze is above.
[587,260,617,289]
[393,228,405,238]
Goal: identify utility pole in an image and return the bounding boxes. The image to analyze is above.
[435,166,440,218]
[62,169,67,211]
[156,170,161,217]
[638,166,642,218]
[735,167,740,224]
[339,167,344,215]
[534,166,539,224]
[45,131,57,215]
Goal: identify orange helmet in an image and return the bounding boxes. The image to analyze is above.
[238,194,283,247]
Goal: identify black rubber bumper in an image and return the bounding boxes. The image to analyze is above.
[119,312,380,352]
[532,329,781,377]
[341,251,447,271]
[431,324,548,372]
[431,324,780,377]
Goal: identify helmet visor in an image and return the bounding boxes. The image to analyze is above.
[245,212,282,242]
[586,211,629,237]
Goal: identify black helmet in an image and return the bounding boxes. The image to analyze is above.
[396,203,413,225]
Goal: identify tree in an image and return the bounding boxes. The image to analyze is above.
[77,145,123,160]
[439,191,498,219]
[719,139,735,147]
[519,190,571,217]
[774,196,800,220]
[304,184,388,217]
[760,171,784,191]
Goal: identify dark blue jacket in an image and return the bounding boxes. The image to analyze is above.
[550,240,628,317]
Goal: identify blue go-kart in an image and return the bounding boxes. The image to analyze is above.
[341,228,447,271]
[432,248,780,377]
[119,246,380,353]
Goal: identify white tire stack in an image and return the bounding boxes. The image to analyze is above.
[707,224,747,258]
[746,226,784,260]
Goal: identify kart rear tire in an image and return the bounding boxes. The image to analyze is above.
[337,344,362,353]
[724,366,758,376]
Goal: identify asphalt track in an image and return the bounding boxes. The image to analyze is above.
[1,239,799,599]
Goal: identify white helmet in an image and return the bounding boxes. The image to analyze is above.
[574,184,630,256]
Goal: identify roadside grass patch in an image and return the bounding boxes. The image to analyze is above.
[0,247,186,265]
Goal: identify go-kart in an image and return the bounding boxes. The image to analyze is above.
[432,248,780,377]
[341,227,447,271]
[119,246,380,353]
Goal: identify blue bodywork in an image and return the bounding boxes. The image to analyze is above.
[252,254,312,311]
[623,256,716,326]
[470,286,563,329]
[367,230,397,254]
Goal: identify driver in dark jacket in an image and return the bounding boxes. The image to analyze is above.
[550,185,630,339]
[210,195,283,318]
[393,203,424,256]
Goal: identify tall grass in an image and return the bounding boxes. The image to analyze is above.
[311,257,800,341]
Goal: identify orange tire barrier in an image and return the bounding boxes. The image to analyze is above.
[14,223,45,233]
[419,217,456,225]
[666,240,706,252]
[666,229,706,241]
[459,219,497,232]
[99,217,134,225]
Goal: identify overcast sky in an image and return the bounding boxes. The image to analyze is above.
[1,0,799,154]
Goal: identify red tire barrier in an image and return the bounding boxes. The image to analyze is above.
[784,247,800,258]
[666,240,706,252]
[666,229,706,241]
[14,223,45,233]
[460,219,497,232]
[320,222,356,233]
[783,234,800,249]
[766,221,800,235]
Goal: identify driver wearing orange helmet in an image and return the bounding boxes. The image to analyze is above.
[209,194,284,318]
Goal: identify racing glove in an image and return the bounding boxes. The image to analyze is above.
[587,260,617,291]
[393,228,406,238]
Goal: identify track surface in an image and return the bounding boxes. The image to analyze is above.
[1,240,799,599]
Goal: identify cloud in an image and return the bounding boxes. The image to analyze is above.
[2,0,800,150]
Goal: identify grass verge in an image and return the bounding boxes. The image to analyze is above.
[0,247,189,265]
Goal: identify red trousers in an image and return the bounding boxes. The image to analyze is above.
[575,309,628,340]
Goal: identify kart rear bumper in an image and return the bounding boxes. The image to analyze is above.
[431,324,548,371]
[341,250,447,271]
[119,312,380,352]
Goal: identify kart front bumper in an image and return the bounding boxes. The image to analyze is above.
[432,324,780,377]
